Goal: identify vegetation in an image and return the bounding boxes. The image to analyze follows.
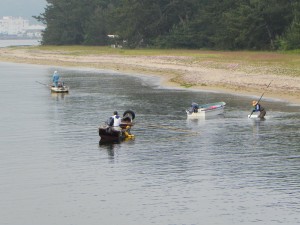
[34,0,300,51]
[22,45,297,76]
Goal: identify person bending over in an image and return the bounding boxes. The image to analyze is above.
[252,101,266,119]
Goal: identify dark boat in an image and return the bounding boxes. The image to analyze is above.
[99,110,135,144]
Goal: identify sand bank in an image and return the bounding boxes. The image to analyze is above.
[0,47,300,104]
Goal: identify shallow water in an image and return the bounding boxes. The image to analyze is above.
[0,62,300,225]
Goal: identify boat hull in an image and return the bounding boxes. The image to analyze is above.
[50,86,69,93]
[248,114,268,119]
[99,127,124,143]
[186,102,226,118]
[187,107,224,118]
[99,124,134,144]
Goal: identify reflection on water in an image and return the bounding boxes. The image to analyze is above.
[100,143,117,157]
[51,92,69,100]
[0,62,300,225]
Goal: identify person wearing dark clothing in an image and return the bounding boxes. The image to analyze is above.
[107,111,121,128]
[190,102,199,113]
[252,101,266,119]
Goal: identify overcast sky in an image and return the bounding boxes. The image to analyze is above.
[0,0,47,22]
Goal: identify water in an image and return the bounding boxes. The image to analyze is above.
[0,62,300,225]
[0,39,41,47]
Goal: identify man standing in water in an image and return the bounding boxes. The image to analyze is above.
[52,71,60,87]
[252,101,266,119]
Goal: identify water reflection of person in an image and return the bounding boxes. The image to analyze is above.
[98,141,116,158]
[51,92,66,100]
[105,144,115,157]
[252,120,260,135]
[251,118,266,140]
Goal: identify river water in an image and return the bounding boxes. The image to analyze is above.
[0,39,41,48]
[0,62,299,225]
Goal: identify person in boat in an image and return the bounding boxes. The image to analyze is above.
[107,111,122,129]
[190,102,199,113]
[52,71,60,87]
[252,101,266,119]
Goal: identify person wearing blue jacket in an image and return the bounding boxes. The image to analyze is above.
[52,71,60,87]
[252,101,266,119]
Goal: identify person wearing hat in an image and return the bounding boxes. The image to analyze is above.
[52,71,60,87]
[252,101,266,119]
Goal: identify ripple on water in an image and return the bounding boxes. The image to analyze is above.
[1,63,300,225]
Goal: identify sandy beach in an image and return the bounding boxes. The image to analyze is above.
[1,46,300,104]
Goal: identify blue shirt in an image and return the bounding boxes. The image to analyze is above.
[253,104,261,112]
[52,73,60,83]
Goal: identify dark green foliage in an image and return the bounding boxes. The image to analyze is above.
[276,1,300,50]
[35,0,300,50]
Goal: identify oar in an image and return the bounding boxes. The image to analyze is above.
[248,80,272,118]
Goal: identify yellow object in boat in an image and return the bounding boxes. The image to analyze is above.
[125,131,134,138]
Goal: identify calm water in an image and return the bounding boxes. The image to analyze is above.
[0,62,300,225]
[0,39,41,47]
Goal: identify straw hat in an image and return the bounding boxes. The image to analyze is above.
[252,101,258,106]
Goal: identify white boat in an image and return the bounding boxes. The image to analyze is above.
[248,114,268,119]
[36,80,69,93]
[50,83,69,93]
[186,102,226,118]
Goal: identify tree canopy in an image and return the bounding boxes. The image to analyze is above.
[34,0,300,50]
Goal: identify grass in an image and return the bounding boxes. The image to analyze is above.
[7,45,300,77]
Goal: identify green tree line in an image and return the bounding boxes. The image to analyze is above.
[34,0,300,50]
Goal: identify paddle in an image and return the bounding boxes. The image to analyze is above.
[248,80,272,118]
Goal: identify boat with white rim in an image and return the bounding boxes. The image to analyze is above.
[186,102,226,118]
[36,80,69,93]
[248,114,269,119]
[50,82,69,93]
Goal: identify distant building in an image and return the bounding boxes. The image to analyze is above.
[24,24,45,39]
[0,16,45,39]
[108,34,123,48]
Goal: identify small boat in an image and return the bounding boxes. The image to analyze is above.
[248,114,268,119]
[99,110,135,144]
[186,102,226,118]
[50,82,69,93]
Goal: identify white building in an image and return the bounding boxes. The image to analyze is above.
[24,24,45,38]
[0,16,45,38]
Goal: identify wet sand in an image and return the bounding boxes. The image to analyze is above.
[0,47,300,104]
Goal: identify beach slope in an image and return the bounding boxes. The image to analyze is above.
[0,46,299,103]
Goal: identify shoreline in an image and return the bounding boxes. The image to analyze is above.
[0,46,300,104]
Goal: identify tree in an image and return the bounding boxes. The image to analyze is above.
[35,0,112,45]
[34,0,300,50]
[276,1,300,50]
